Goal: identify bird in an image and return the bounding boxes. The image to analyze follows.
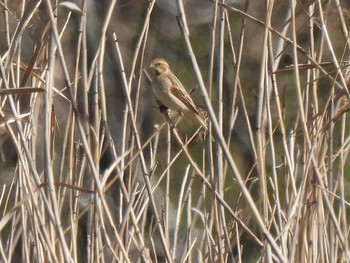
[149,58,207,129]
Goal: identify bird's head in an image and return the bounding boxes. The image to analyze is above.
[149,58,170,75]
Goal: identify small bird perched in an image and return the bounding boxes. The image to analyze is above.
[149,58,207,129]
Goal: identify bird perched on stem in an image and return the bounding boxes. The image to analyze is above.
[149,58,207,129]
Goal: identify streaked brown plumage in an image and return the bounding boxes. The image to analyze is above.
[149,58,207,129]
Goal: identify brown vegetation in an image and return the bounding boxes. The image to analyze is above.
[0,0,349,262]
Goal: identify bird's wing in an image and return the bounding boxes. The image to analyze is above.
[169,73,200,115]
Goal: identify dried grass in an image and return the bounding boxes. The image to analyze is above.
[0,0,349,262]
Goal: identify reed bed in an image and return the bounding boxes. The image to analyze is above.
[0,0,349,262]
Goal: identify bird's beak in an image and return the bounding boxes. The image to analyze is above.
[149,62,155,68]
